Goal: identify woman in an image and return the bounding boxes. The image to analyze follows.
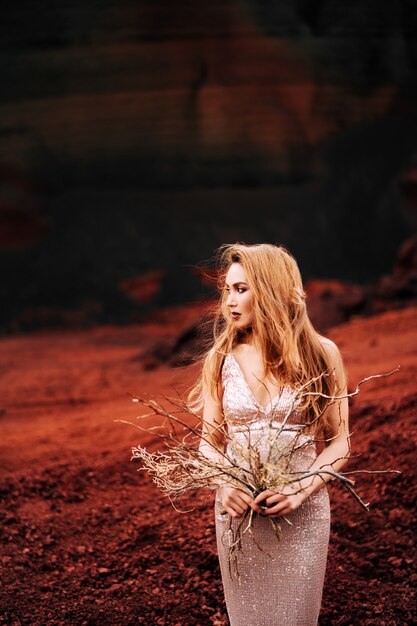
[193,243,350,626]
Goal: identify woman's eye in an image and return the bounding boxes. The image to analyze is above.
[224,286,246,294]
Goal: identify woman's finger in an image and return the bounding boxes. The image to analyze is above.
[266,493,304,517]
[247,500,263,514]
[254,489,275,505]
[234,499,249,513]
[277,507,292,517]
[223,501,244,517]
[229,498,247,515]
[239,492,257,506]
[264,500,288,516]
[222,487,260,514]
[265,493,285,507]
[237,493,262,514]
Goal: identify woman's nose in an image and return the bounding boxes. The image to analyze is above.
[227,292,236,306]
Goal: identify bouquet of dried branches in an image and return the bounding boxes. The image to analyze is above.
[118,368,399,575]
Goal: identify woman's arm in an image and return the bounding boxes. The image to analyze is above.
[199,357,260,518]
[198,388,227,465]
[255,338,350,517]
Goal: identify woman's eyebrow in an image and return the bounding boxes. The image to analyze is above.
[225,281,248,288]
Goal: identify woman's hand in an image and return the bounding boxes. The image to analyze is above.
[254,485,309,518]
[219,486,262,518]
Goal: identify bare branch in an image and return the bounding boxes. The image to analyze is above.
[119,366,401,577]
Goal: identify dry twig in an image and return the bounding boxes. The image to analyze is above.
[117,368,400,576]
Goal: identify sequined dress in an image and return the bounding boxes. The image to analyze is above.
[215,353,330,626]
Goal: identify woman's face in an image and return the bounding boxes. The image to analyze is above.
[224,262,254,329]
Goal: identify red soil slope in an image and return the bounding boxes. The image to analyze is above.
[1,304,416,625]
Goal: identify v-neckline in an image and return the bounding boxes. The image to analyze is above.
[228,352,285,412]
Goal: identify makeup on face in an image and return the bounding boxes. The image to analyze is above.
[224,263,254,328]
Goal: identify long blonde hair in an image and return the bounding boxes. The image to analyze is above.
[190,243,347,432]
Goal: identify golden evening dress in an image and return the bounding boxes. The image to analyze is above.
[215,353,330,626]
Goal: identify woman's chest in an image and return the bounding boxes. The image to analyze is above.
[229,350,283,410]
[221,353,301,422]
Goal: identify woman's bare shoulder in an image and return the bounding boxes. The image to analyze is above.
[317,335,346,383]
[204,345,226,374]
[318,335,340,355]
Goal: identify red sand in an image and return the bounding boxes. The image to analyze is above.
[1,304,416,625]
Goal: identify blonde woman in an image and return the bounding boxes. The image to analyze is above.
[193,243,350,626]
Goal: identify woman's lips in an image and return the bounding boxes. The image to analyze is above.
[231,312,241,320]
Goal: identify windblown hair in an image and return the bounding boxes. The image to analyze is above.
[189,243,348,433]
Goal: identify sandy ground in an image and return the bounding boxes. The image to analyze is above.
[1,303,416,625]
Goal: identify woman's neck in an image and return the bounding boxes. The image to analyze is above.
[238,328,261,350]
